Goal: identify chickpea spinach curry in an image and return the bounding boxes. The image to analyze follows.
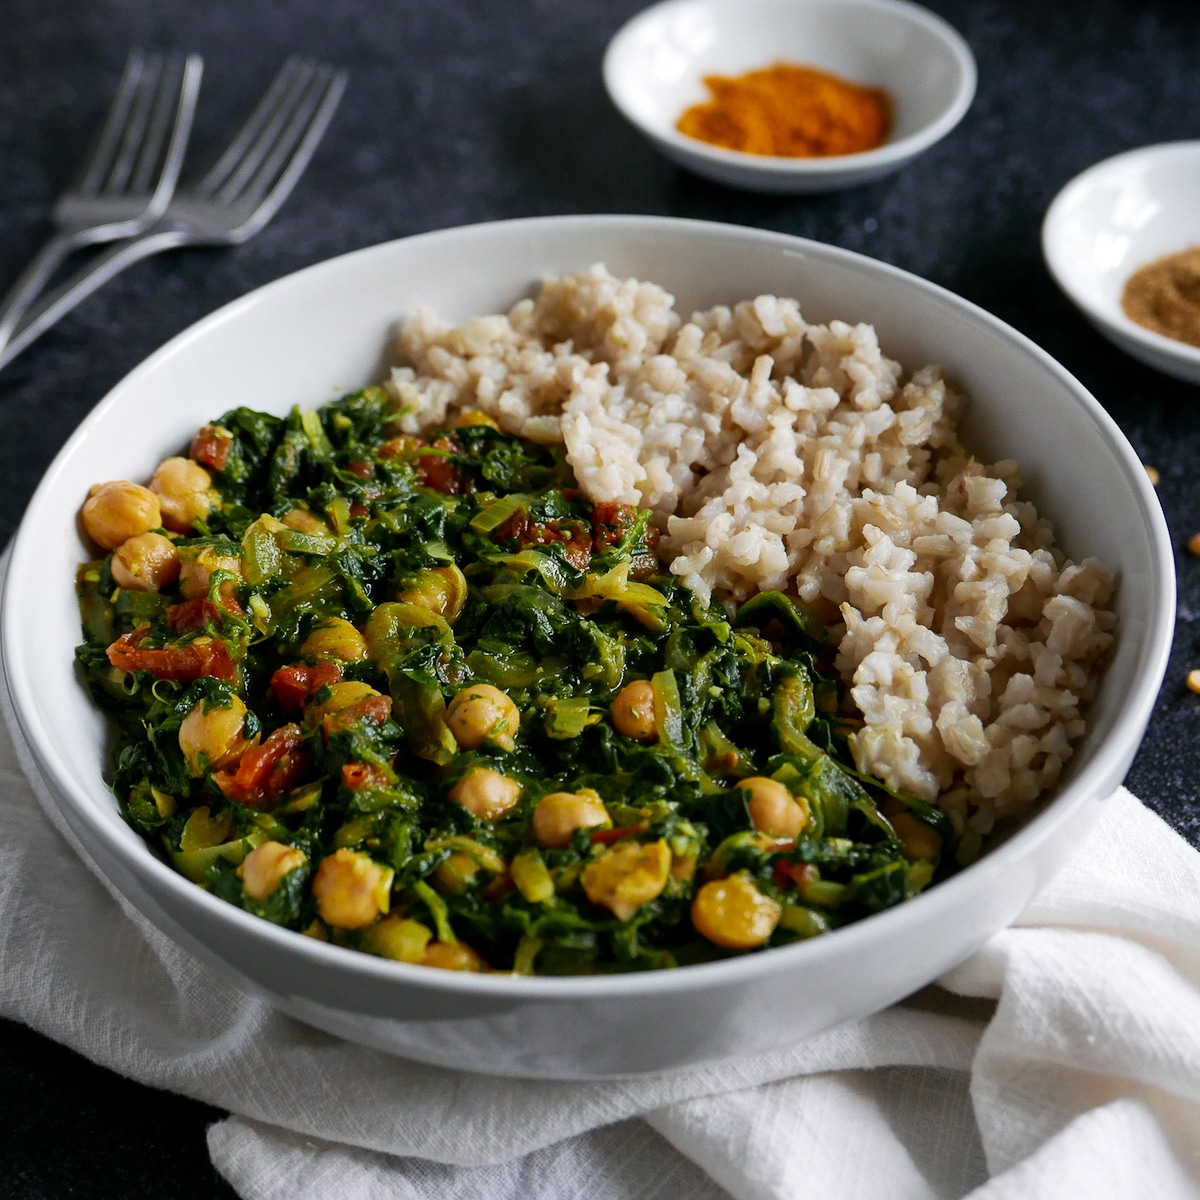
[76,388,950,975]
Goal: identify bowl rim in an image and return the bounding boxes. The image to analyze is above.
[1042,139,1200,371]
[3,212,1174,1001]
[601,0,978,178]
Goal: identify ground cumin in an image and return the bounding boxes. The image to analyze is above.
[676,62,891,158]
[1121,247,1200,348]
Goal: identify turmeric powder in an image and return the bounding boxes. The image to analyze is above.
[1121,247,1200,349]
[677,62,891,159]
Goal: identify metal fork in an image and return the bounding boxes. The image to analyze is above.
[0,50,202,355]
[0,57,347,371]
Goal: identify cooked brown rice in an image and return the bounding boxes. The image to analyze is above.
[386,265,1116,840]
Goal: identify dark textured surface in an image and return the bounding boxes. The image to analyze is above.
[1,0,1199,1193]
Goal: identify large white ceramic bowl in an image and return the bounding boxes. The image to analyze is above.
[1,216,1173,1079]
[1043,141,1200,385]
[602,0,976,193]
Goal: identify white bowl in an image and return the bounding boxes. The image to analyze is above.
[602,0,976,193]
[1043,141,1200,385]
[1,215,1173,1079]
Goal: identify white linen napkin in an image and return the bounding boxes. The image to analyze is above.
[2,694,1198,1200]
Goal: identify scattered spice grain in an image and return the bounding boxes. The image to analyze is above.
[676,62,891,159]
[1144,465,1160,485]
[1121,247,1200,348]
[1188,532,1200,558]
[1188,669,1200,695]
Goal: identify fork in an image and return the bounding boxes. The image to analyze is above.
[0,50,202,357]
[0,58,346,371]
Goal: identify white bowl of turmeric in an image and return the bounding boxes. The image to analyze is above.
[602,0,976,194]
[1043,142,1200,386]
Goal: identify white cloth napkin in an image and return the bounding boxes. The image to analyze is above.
[2,696,1199,1200]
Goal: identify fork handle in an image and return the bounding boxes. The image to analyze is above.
[0,231,95,354]
[0,227,188,370]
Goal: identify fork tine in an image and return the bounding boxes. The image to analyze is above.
[75,51,148,195]
[127,52,189,194]
[214,62,319,203]
[198,58,314,197]
[103,51,164,193]
[221,64,333,206]
[1,59,344,368]
[230,67,346,239]
[148,53,203,214]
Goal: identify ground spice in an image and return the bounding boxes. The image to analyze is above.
[1121,247,1200,348]
[676,62,891,158]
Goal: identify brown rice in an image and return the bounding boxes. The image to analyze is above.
[385,265,1116,842]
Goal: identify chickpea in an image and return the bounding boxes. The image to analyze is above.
[110,532,181,593]
[81,481,161,551]
[691,872,782,950]
[434,851,484,894]
[307,680,386,722]
[448,767,523,821]
[150,456,214,533]
[311,848,393,930]
[581,839,672,921]
[889,812,944,861]
[364,915,432,963]
[300,616,369,663]
[452,408,500,430]
[179,546,242,600]
[742,776,811,840]
[282,506,330,535]
[238,841,307,902]
[531,791,611,849]
[446,683,520,751]
[422,940,486,971]
[610,679,657,741]
[178,694,249,777]
[396,564,468,624]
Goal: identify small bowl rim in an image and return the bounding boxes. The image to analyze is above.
[602,0,978,179]
[1042,139,1200,372]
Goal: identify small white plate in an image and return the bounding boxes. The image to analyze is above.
[602,0,976,193]
[1043,141,1200,385]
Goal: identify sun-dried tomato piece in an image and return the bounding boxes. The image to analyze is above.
[107,629,237,682]
[493,511,592,570]
[215,724,310,808]
[270,661,343,712]
[189,425,234,472]
[492,511,533,545]
[773,860,815,890]
[591,500,660,576]
[561,532,592,570]
[414,453,470,494]
[588,821,649,845]
[164,595,243,634]
[591,501,637,552]
[340,761,392,792]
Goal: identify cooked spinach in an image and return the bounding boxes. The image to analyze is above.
[75,389,946,974]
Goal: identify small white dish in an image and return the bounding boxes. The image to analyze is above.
[602,0,976,193]
[1043,141,1200,385]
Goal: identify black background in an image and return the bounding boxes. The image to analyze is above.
[1,0,1198,1194]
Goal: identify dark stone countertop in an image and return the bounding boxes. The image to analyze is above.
[2,0,1198,1193]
